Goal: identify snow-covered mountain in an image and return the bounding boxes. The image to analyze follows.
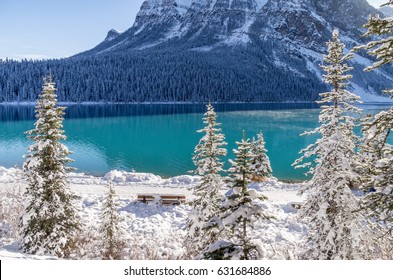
[0,0,391,102]
[104,29,122,42]
[86,0,375,53]
[73,0,391,102]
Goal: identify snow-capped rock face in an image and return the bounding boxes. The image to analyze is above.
[93,0,377,53]
[254,0,377,51]
[104,29,121,42]
[311,0,376,37]
[131,0,266,42]
[256,0,330,50]
[133,0,185,29]
[76,0,392,102]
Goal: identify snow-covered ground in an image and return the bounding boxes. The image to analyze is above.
[0,167,306,260]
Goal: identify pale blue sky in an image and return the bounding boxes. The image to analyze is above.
[0,0,145,59]
[0,0,385,60]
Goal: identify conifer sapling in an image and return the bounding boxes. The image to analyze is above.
[203,131,273,260]
[250,131,272,180]
[100,180,127,260]
[185,103,227,257]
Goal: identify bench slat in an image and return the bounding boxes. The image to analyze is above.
[136,193,186,205]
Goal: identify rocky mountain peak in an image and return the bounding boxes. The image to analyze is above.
[104,29,121,42]
[85,0,381,55]
[74,0,392,103]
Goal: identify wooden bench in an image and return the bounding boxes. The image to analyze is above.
[159,195,186,205]
[136,194,186,205]
[137,194,157,204]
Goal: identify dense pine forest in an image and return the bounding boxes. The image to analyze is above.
[0,44,327,103]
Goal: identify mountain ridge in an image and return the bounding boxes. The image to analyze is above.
[82,0,376,55]
[72,0,391,102]
[0,0,391,103]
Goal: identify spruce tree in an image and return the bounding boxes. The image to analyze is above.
[250,131,272,180]
[100,180,127,260]
[185,103,227,257]
[356,113,391,192]
[227,131,254,188]
[20,76,81,258]
[354,1,393,230]
[364,143,393,229]
[202,132,272,260]
[293,30,371,259]
[354,0,393,91]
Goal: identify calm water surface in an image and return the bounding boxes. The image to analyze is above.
[0,103,391,181]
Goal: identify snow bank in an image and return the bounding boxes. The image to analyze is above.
[249,177,304,192]
[0,167,21,184]
[0,249,56,260]
[0,242,56,260]
[104,170,163,184]
[68,172,105,185]
[162,175,200,186]
[0,166,306,260]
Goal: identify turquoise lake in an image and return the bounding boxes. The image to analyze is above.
[0,103,391,181]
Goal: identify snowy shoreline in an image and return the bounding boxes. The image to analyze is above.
[0,166,306,260]
[0,166,304,198]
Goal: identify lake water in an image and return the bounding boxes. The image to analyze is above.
[0,103,391,181]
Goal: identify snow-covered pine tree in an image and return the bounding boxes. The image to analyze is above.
[202,131,272,260]
[293,30,372,259]
[227,132,254,188]
[355,113,391,192]
[356,114,393,234]
[354,0,393,94]
[294,29,362,184]
[185,102,227,257]
[365,143,393,230]
[20,75,81,258]
[250,131,272,180]
[100,180,127,260]
[353,2,393,229]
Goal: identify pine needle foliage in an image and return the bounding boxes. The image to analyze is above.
[202,131,273,260]
[185,103,227,257]
[20,76,81,258]
[100,180,127,260]
[293,30,374,260]
[250,131,272,180]
[354,1,393,233]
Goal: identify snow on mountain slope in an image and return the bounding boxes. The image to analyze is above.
[93,0,272,51]
[117,0,373,50]
[175,0,193,15]
[87,0,382,64]
[104,29,121,42]
[58,0,393,102]
[0,0,388,103]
